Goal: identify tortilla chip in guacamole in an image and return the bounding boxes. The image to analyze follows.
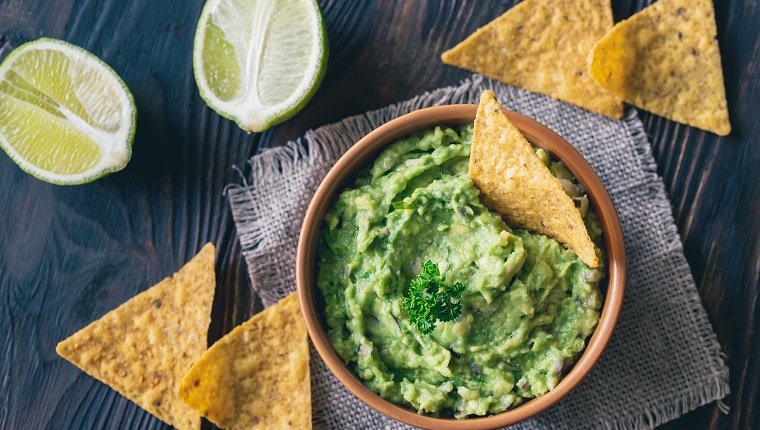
[469,90,598,268]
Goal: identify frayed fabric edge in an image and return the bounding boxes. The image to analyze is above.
[602,109,732,428]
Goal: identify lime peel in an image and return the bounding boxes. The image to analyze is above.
[193,0,328,132]
[0,38,136,185]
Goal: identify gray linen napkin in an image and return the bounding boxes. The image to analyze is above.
[226,75,729,429]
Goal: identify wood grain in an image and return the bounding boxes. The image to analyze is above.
[0,1,757,429]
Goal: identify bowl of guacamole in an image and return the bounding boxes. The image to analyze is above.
[296,105,626,429]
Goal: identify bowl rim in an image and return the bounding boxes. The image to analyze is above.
[296,104,626,430]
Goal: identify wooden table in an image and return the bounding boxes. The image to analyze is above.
[0,1,757,429]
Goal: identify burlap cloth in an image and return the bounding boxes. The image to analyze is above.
[226,75,729,429]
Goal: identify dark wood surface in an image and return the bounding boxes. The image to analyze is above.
[0,1,757,429]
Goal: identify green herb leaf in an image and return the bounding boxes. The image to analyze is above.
[401,260,467,334]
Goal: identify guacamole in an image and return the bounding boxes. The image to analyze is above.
[317,125,604,418]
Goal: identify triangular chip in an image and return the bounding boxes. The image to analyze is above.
[469,91,598,267]
[442,0,623,119]
[178,292,310,430]
[589,0,730,135]
[56,244,216,430]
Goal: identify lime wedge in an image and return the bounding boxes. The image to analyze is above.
[194,0,328,132]
[0,38,136,185]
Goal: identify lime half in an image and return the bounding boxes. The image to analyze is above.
[194,0,328,132]
[0,38,136,185]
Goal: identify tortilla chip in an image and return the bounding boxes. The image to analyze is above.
[470,91,598,267]
[589,0,730,135]
[56,244,216,430]
[441,0,623,119]
[178,292,310,430]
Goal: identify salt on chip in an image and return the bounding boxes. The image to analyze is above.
[178,292,310,430]
[441,0,623,119]
[56,243,217,430]
[589,0,730,135]
[470,90,598,268]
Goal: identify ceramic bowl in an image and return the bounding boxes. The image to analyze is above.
[296,104,626,430]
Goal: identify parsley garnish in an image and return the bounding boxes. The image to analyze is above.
[401,260,467,334]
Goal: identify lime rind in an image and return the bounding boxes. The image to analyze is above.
[0,38,136,185]
[193,0,328,132]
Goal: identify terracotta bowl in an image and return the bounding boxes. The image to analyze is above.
[296,105,626,429]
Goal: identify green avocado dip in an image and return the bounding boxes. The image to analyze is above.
[317,125,605,418]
